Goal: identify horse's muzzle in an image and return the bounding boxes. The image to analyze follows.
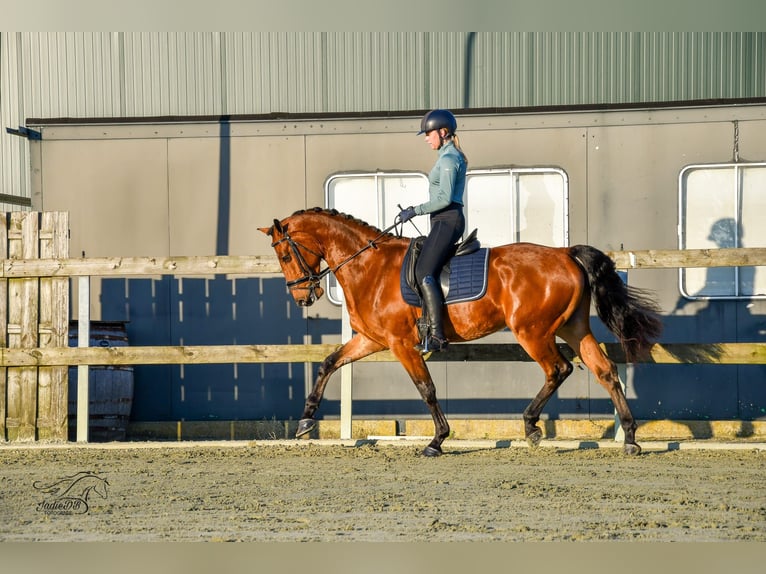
[297,284,324,306]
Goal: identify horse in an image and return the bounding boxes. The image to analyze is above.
[259,208,663,456]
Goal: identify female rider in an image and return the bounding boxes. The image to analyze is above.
[398,109,467,353]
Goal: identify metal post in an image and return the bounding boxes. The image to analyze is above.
[76,276,90,443]
[339,297,353,440]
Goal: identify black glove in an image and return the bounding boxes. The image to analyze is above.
[398,206,417,223]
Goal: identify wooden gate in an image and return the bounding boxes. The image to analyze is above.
[1,212,69,441]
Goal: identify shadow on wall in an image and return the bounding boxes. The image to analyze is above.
[587,216,765,424]
[100,276,340,422]
[589,303,765,424]
[101,274,766,425]
[97,216,765,425]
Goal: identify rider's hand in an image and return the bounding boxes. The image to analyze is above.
[398,206,417,223]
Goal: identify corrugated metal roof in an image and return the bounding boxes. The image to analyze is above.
[3,32,766,201]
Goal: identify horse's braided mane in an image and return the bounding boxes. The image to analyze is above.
[291,207,394,237]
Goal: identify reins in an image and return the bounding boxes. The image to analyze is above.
[271,218,403,297]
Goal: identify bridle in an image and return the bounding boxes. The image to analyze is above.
[271,222,399,305]
[270,233,330,305]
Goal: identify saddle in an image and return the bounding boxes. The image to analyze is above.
[400,229,490,307]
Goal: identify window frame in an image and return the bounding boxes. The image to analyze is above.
[324,166,570,305]
[465,167,570,247]
[324,171,430,304]
[677,161,766,301]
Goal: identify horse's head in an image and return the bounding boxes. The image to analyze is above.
[259,218,326,307]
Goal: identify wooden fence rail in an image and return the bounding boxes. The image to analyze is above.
[3,247,766,277]
[2,342,766,367]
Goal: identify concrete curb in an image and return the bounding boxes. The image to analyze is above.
[123,418,766,442]
[2,438,764,452]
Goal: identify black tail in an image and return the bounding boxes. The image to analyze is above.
[569,245,663,362]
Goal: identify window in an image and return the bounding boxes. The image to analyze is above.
[325,167,569,305]
[679,162,766,300]
[465,168,568,247]
[325,172,430,303]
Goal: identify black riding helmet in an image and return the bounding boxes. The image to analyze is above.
[417,109,457,136]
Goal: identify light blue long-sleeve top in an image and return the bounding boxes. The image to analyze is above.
[414,141,466,216]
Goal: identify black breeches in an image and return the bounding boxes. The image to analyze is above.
[415,206,465,285]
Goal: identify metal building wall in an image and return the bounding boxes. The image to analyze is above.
[2,32,766,205]
[26,104,766,423]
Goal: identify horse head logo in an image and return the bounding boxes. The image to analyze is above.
[34,471,109,514]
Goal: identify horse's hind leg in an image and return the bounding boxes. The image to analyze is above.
[561,330,641,455]
[519,336,574,449]
[296,334,384,438]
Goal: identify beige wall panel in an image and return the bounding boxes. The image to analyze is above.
[229,136,307,256]
[167,138,220,256]
[463,127,588,243]
[167,135,308,256]
[40,139,169,258]
[586,122,737,308]
[304,132,433,194]
[739,119,766,161]
[587,122,735,255]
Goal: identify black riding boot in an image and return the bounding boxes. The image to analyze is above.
[415,275,448,353]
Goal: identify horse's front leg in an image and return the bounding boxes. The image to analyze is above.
[391,343,450,457]
[296,334,384,438]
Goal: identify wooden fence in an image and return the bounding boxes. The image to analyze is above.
[1,212,68,441]
[2,211,766,442]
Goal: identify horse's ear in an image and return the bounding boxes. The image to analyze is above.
[257,219,286,237]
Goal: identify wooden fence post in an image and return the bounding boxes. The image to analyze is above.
[1,212,69,441]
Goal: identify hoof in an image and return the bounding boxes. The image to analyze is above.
[296,418,316,438]
[421,445,443,457]
[526,428,543,449]
[623,442,642,456]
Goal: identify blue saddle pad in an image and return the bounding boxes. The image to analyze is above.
[400,247,490,307]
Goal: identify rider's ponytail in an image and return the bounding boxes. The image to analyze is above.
[451,133,468,164]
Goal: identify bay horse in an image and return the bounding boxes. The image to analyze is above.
[259,208,663,456]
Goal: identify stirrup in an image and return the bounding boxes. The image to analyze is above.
[415,335,449,354]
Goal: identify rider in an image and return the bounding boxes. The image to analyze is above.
[398,109,467,353]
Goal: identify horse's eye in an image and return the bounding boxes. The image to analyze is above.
[281,254,292,263]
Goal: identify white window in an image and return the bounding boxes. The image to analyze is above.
[679,162,766,300]
[325,167,569,305]
[465,168,568,247]
[325,172,430,304]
